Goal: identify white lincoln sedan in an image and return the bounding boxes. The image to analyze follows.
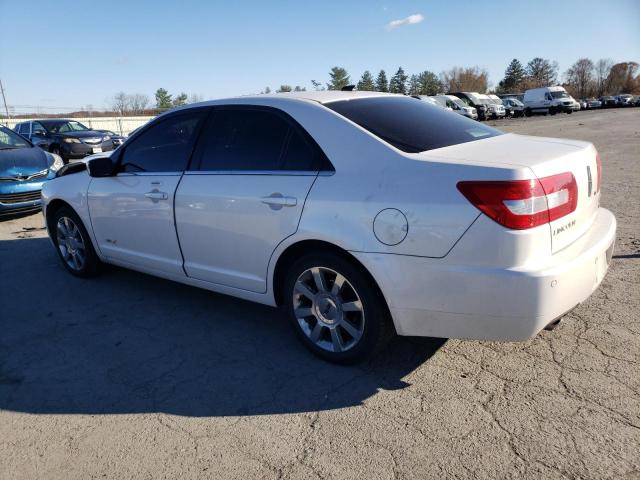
[41,91,616,363]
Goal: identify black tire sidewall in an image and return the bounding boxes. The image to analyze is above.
[51,206,100,277]
[283,253,391,364]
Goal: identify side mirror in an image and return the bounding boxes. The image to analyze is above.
[87,156,114,177]
[33,131,46,137]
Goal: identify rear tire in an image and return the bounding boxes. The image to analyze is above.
[284,252,394,364]
[524,108,532,117]
[50,206,101,277]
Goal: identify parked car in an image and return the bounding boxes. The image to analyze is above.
[0,125,63,217]
[41,92,616,363]
[616,94,634,106]
[95,129,126,147]
[502,97,525,117]
[13,119,115,163]
[449,92,493,120]
[523,86,577,116]
[599,96,618,108]
[498,93,525,103]
[586,98,602,109]
[432,95,478,119]
[634,96,640,107]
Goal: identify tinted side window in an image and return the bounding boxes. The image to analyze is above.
[326,97,502,153]
[196,109,289,171]
[32,122,46,135]
[18,123,29,134]
[120,111,206,173]
[280,129,318,171]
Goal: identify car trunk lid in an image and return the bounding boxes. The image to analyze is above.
[425,133,601,253]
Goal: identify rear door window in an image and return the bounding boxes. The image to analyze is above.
[325,96,502,153]
[193,107,330,172]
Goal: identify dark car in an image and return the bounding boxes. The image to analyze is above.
[448,92,492,121]
[96,129,125,147]
[0,125,63,217]
[599,96,618,108]
[13,119,114,163]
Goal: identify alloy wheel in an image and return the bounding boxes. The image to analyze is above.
[56,216,86,271]
[292,266,365,353]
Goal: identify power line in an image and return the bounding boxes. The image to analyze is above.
[0,79,10,119]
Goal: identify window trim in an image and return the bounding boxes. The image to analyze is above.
[189,104,334,174]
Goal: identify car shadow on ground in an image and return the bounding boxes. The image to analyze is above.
[0,237,445,417]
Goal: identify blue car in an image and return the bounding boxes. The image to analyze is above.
[0,125,64,217]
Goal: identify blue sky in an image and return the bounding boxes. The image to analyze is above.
[1,0,639,113]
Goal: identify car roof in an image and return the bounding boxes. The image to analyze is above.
[184,90,400,109]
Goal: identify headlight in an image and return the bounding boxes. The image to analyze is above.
[63,138,81,144]
[103,135,111,141]
[48,153,64,172]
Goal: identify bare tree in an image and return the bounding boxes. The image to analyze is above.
[188,93,204,103]
[110,92,129,115]
[565,58,594,99]
[606,62,639,94]
[440,66,489,93]
[595,58,614,96]
[129,93,150,114]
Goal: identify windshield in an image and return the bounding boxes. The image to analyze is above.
[47,121,90,133]
[0,126,31,150]
[325,96,502,153]
[550,91,569,99]
[447,97,467,109]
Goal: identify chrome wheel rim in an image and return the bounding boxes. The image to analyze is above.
[56,216,86,271]
[293,266,365,353]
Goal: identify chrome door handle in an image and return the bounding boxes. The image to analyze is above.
[144,190,168,201]
[261,193,297,210]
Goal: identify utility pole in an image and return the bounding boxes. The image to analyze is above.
[0,78,10,122]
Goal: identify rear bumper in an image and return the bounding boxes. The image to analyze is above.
[353,208,616,341]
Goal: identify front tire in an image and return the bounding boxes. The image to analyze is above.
[284,253,393,364]
[51,206,101,277]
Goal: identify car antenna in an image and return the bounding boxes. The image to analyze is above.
[341,85,356,91]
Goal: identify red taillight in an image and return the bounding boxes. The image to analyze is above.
[457,173,578,230]
[596,152,602,193]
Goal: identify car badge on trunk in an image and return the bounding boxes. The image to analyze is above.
[586,166,593,197]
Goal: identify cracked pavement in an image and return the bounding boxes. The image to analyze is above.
[1,108,639,479]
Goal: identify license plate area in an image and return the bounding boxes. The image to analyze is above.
[92,147,102,153]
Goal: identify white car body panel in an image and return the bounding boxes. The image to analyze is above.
[175,172,317,293]
[88,173,185,276]
[41,92,616,342]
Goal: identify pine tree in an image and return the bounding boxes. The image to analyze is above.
[172,92,188,107]
[155,88,172,109]
[415,71,441,95]
[389,67,408,94]
[375,70,389,92]
[357,71,375,91]
[497,59,526,93]
[276,85,292,93]
[526,57,558,88]
[408,75,420,95]
[327,67,350,90]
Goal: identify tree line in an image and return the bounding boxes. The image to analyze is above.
[108,89,204,115]
[269,58,639,99]
[497,57,639,98]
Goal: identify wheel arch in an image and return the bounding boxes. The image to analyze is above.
[45,198,73,233]
[271,239,393,329]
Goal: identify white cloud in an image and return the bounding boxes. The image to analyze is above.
[386,13,424,30]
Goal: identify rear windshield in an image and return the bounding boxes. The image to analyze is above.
[325,96,502,153]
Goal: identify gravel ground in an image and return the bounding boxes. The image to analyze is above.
[1,108,638,480]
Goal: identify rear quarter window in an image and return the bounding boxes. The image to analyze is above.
[325,96,502,153]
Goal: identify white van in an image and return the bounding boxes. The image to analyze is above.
[431,95,478,119]
[523,86,579,116]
